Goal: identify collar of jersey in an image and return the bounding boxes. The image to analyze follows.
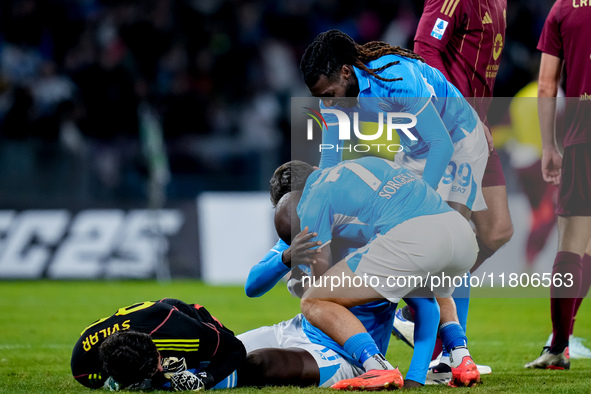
[353,66,371,97]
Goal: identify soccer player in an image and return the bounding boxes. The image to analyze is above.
[240,192,440,388]
[71,298,246,390]
[285,157,481,388]
[299,30,489,221]
[411,0,511,379]
[525,0,591,370]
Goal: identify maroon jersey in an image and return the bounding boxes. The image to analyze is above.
[537,0,591,146]
[414,0,507,120]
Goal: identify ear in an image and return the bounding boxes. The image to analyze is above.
[341,64,353,79]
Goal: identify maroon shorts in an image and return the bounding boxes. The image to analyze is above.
[481,147,506,187]
[556,143,591,216]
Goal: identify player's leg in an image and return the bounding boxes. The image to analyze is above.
[301,257,407,390]
[569,240,591,359]
[237,324,281,353]
[525,216,589,369]
[550,216,590,350]
[470,184,514,273]
[403,296,439,388]
[426,212,480,387]
[238,348,320,387]
[433,296,480,387]
[307,213,475,389]
[526,143,591,369]
[573,240,591,321]
[236,313,367,388]
[300,260,395,371]
[450,184,512,368]
[438,121,489,340]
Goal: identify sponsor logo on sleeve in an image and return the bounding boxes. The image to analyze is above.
[431,18,448,40]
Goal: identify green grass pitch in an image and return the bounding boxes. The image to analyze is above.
[0,280,590,393]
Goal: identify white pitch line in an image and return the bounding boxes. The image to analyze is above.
[0,344,71,350]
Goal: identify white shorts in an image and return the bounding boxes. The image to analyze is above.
[237,314,364,387]
[395,121,489,211]
[345,211,478,302]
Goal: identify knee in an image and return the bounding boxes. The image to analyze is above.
[300,297,316,318]
[245,351,268,372]
[239,351,271,386]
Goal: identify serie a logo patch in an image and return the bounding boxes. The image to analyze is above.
[431,18,449,40]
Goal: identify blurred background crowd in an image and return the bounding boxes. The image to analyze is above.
[0,0,556,205]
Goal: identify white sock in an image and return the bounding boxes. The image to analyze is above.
[449,346,471,368]
[362,353,394,371]
[439,354,451,366]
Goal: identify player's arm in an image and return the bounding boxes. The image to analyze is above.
[160,306,246,389]
[71,339,105,389]
[403,297,440,386]
[413,0,462,82]
[318,102,344,169]
[199,327,247,389]
[537,52,563,186]
[158,320,247,391]
[245,240,292,297]
[414,100,454,189]
[246,230,322,297]
[413,42,449,82]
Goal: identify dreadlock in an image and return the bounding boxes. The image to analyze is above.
[300,29,425,87]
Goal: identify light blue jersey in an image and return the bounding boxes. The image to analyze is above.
[322,54,478,154]
[319,54,479,189]
[298,156,452,247]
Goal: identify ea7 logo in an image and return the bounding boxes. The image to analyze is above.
[0,209,184,279]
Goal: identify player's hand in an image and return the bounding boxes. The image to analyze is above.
[541,147,562,186]
[287,265,311,298]
[483,123,494,154]
[282,227,321,268]
[170,371,205,391]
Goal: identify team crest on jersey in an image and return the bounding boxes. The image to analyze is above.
[430,18,448,40]
[378,101,393,111]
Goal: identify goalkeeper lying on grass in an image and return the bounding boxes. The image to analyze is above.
[71,298,246,391]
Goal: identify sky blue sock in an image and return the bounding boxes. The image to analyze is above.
[439,321,467,350]
[404,297,439,384]
[211,370,238,389]
[343,332,380,364]
[452,272,471,333]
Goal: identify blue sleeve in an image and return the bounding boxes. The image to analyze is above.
[414,101,454,189]
[244,239,291,298]
[403,297,440,385]
[297,189,333,247]
[318,101,343,169]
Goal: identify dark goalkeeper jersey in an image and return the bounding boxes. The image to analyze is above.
[71,298,246,389]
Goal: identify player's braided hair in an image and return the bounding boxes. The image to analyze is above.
[300,29,425,87]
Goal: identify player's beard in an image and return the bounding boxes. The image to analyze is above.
[336,79,360,108]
